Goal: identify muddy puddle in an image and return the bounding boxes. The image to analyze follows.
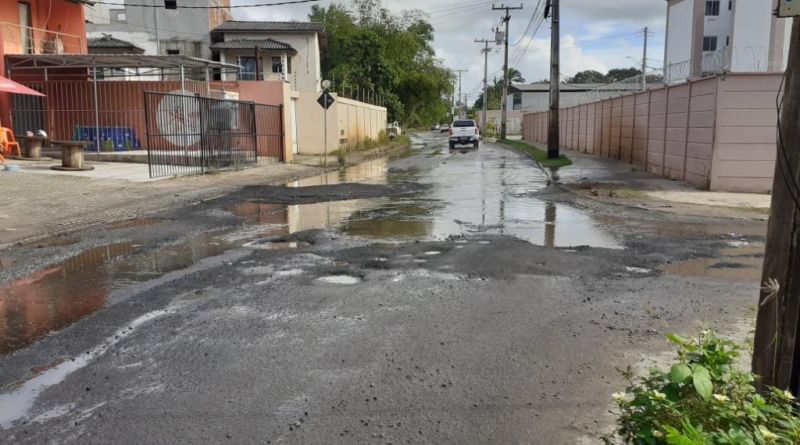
[661,242,765,281]
[242,143,622,248]
[0,233,234,355]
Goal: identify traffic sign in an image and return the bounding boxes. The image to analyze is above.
[317,91,335,110]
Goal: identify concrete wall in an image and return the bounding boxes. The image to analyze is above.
[474,110,522,135]
[522,73,781,193]
[294,92,387,156]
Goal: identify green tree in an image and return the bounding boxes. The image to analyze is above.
[606,67,642,82]
[310,0,453,127]
[567,70,607,84]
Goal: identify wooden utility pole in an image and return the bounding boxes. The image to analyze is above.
[545,0,559,159]
[493,3,523,140]
[475,38,493,133]
[641,26,648,91]
[752,17,800,394]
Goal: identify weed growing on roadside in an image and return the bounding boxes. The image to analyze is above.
[604,331,800,444]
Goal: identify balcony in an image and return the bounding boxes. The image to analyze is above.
[1,22,84,55]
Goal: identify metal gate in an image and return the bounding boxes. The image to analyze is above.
[144,91,262,178]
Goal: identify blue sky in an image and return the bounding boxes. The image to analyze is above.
[233,0,667,101]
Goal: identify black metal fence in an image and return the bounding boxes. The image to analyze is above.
[144,91,283,178]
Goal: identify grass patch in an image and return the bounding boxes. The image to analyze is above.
[497,139,572,168]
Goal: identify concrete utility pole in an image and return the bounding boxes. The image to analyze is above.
[493,3,523,140]
[475,38,493,133]
[641,26,648,91]
[545,0,559,159]
[752,18,800,394]
[452,69,468,119]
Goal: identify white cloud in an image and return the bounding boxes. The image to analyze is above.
[231,0,667,94]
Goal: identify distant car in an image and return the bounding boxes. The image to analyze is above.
[431,124,441,131]
[439,124,449,133]
[387,122,402,139]
[448,119,480,149]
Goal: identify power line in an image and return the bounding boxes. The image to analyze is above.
[94,0,319,8]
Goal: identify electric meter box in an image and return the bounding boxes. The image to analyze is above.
[778,0,800,17]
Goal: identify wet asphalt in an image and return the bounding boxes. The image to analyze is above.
[0,133,767,444]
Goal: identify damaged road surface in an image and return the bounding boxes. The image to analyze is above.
[0,133,765,443]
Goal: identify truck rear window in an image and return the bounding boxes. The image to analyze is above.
[453,120,476,127]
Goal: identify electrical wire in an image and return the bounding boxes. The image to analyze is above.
[94,0,320,8]
[774,69,800,210]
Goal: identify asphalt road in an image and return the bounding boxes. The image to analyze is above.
[0,134,765,444]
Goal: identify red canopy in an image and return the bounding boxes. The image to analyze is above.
[0,75,44,96]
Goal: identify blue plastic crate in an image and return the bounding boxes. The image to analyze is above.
[73,126,142,151]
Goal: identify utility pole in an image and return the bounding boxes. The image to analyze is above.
[493,4,523,140]
[475,38,493,133]
[641,26,648,91]
[752,18,800,395]
[452,69,468,119]
[545,0,559,159]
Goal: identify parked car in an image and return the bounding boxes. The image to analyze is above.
[448,119,480,149]
[439,124,449,133]
[431,124,441,131]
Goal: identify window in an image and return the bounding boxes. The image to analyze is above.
[271,56,283,74]
[726,36,730,46]
[166,49,180,55]
[116,12,127,22]
[728,0,732,10]
[705,0,720,16]
[513,93,522,110]
[287,56,292,74]
[703,36,718,51]
[453,120,476,128]
[238,56,257,80]
[18,2,32,54]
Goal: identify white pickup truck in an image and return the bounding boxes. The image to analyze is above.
[448,119,480,149]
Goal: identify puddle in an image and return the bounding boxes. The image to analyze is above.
[317,275,361,285]
[0,234,233,356]
[235,146,622,248]
[107,218,160,230]
[661,243,765,281]
[0,308,172,429]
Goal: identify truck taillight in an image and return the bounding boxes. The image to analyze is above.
[475,128,479,135]
[448,129,453,136]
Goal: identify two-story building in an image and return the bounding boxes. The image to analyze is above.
[210,21,326,93]
[0,0,89,127]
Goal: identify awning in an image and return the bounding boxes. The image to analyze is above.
[0,75,45,96]
[4,54,240,72]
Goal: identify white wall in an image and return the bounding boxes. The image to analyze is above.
[703,0,733,51]
[730,0,773,71]
[665,0,695,68]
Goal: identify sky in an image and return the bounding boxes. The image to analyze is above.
[231,0,667,103]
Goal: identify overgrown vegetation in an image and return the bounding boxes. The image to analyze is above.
[497,139,572,169]
[605,331,800,444]
[310,0,452,127]
[334,130,410,166]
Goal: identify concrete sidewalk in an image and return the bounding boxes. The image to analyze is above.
[0,161,324,248]
[7,159,156,182]
[556,149,771,218]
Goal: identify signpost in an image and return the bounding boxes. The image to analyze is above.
[318,82,334,167]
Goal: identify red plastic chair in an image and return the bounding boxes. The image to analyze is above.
[0,127,21,158]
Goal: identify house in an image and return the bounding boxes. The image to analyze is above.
[0,0,89,127]
[663,0,791,79]
[210,21,326,93]
[86,0,231,58]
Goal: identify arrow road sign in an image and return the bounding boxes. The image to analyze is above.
[317,91,335,110]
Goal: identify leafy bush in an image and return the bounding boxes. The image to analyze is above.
[606,331,800,444]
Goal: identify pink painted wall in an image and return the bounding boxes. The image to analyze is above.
[521,73,781,193]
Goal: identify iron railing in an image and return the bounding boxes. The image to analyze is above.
[144,91,260,178]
